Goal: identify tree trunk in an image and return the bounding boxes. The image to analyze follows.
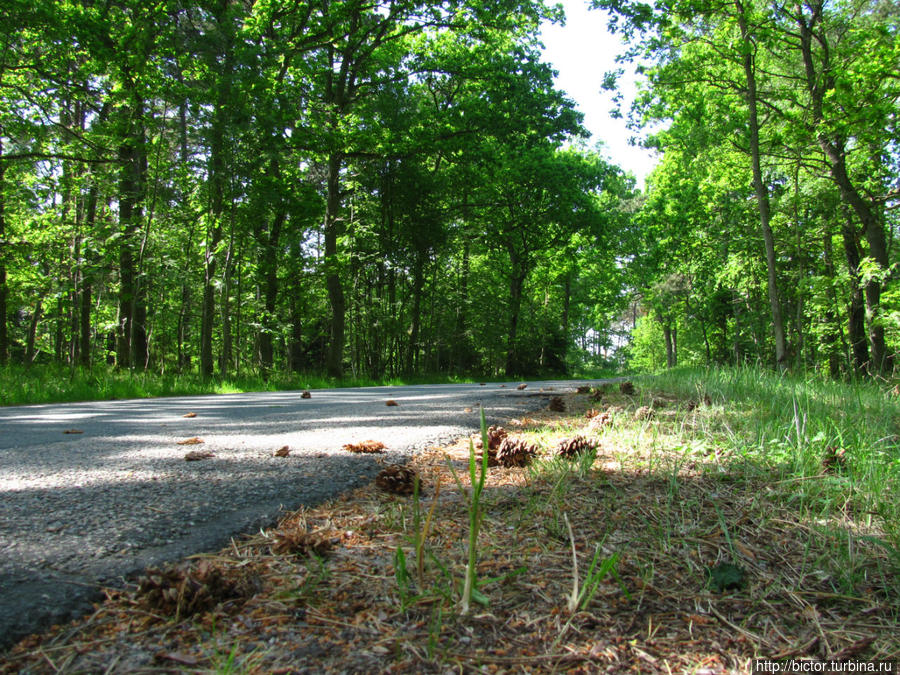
[258,209,285,373]
[220,225,234,376]
[795,2,892,373]
[324,153,346,377]
[289,293,304,373]
[453,236,472,371]
[736,1,788,370]
[77,180,100,368]
[821,232,841,377]
[0,137,8,365]
[840,213,870,374]
[26,300,43,365]
[406,254,425,374]
[116,105,146,369]
[505,246,527,376]
[200,53,233,378]
[663,323,675,369]
[200,2,235,379]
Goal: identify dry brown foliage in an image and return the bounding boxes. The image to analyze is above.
[342,440,386,454]
[184,450,214,461]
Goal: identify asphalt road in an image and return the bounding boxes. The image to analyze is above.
[0,379,595,650]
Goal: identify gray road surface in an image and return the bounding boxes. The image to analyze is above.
[0,379,594,650]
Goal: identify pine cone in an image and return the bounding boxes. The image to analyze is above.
[487,425,508,449]
[587,412,611,431]
[548,396,566,412]
[271,529,337,557]
[634,406,654,420]
[475,425,508,451]
[555,435,599,459]
[375,464,420,495]
[136,560,255,618]
[619,381,635,395]
[301,390,312,399]
[496,437,538,467]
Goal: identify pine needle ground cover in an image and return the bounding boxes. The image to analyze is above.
[3,369,898,673]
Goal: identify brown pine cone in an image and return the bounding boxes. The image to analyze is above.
[496,437,538,467]
[375,465,420,495]
[555,435,599,459]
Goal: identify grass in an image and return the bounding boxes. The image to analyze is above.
[0,364,619,407]
[3,366,898,673]
[0,364,475,406]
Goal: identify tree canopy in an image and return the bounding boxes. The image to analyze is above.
[599,0,900,375]
[3,0,897,381]
[0,0,632,379]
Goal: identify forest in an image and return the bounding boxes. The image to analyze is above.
[0,0,898,382]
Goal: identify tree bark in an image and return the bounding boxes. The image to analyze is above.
[505,245,528,376]
[26,300,43,365]
[406,254,425,374]
[821,232,842,377]
[736,1,788,370]
[324,153,346,377]
[220,224,235,376]
[200,6,234,379]
[0,137,8,365]
[116,101,148,370]
[840,213,870,374]
[78,179,100,368]
[258,208,285,373]
[795,1,892,373]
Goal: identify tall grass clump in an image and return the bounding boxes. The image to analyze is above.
[648,365,900,555]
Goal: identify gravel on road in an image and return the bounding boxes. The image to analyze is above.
[0,380,592,649]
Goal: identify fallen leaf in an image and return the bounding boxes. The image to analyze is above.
[184,450,214,461]
[343,440,386,453]
[464,407,473,413]
[177,437,204,445]
[385,400,399,407]
[735,540,757,561]
[63,429,84,434]
[274,446,290,457]
[182,412,197,418]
